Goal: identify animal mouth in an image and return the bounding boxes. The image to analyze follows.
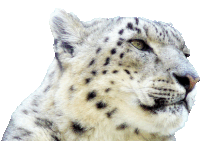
[140,94,189,114]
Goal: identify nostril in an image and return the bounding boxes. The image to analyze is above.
[173,73,190,92]
[173,73,200,93]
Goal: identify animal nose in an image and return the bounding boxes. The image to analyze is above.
[173,73,200,93]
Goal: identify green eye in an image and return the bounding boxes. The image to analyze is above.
[131,40,145,50]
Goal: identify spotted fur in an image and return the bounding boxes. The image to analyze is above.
[2,9,199,141]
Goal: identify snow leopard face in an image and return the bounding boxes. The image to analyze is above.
[49,9,199,137]
[2,9,199,141]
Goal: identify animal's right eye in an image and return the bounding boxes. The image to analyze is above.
[129,39,151,52]
[130,40,145,50]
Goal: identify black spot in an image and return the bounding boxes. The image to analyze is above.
[55,53,63,70]
[96,48,102,54]
[85,78,91,84]
[105,88,111,92]
[118,62,122,66]
[117,41,123,46]
[13,136,22,140]
[106,108,117,118]
[96,101,107,109]
[155,26,158,33]
[124,69,131,74]
[62,41,74,55]
[71,121,86,135]
[135,17,139,25]
[104,57,110,66]
[89,59,95,66]
[54,39,58,46]
[33,110,38,113]
[117,17,123,22]
[119,38,124,41]
[44,85,51,93]
[102,70,107,74]
[135,28,141,34]
[116,123,128,130]
[35,118,53,130]
[17,128,32,136]
[69,85,74,91]
[127,22,133,30]
[110,81,115,84]
[91,70,97,76]
[112,70,118,73]
[143,25,149,37]
[104,37,109,42]
[135,128,139,134]
[22,110,28,115]
[51,135,61,141]
[118,29,124,35]
[120,53,124,59]
[111,48,117,55]
[87,91,97,101]
[32,99,39,107]
[155,57,160,64]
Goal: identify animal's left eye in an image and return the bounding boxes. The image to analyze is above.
[130,39,145,50]
[183,47,190,58]
[184,53,190,58]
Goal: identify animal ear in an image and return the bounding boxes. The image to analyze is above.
[49,9,85,56]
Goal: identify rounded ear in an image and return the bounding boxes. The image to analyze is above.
[50,8,84,41]
[49,9,86,70]
[49,9,85,56]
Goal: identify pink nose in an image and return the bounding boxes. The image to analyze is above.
[173,73,200,92]
[186,75,200,91]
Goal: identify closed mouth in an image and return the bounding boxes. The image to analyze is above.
[140,97,189,114]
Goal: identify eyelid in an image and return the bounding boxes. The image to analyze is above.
[128,39,151,51]
[183,46,190,57]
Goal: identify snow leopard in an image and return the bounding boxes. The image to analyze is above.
[2,9,199,141]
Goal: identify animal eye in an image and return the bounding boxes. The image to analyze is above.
[184,53,190,58]
[130,39,145,50]
[183,47,190,58]
[128,39,152,52]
